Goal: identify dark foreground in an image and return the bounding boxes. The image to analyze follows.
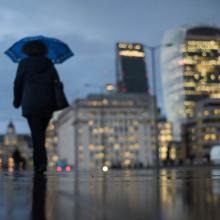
[1,167,220,220]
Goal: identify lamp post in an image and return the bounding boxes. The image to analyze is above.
[143,43,172,168]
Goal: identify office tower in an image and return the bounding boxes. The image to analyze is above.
[55,93,156,170]
[161,26,220,140]
[116,42,148,93]
[182,98,220,162]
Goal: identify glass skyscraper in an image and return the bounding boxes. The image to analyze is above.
[116,42,148,93]
[161,26,220,140]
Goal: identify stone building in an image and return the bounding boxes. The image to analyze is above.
[55,93,157,170]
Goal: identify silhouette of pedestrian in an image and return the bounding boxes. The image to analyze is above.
[12,148,26,170]
[13,40,59,174]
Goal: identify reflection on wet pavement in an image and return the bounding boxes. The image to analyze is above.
[1,168,220,220]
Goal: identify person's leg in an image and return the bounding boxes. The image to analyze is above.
[40,117,51,168]
[42,117,51,133]
[27,117,49,172]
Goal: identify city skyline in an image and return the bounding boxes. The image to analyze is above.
[0,0,219,132]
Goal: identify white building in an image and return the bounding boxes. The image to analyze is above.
[54,108,75,166]
[55,93,156,170]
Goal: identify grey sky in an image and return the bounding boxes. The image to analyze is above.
[0,0,219,133]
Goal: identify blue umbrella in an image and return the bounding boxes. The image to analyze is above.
[5,35,74,64]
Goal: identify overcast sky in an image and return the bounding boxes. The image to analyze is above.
[0,0,219,133]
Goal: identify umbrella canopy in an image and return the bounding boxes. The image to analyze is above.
[5,36,74,64]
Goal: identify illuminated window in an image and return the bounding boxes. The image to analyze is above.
[210,74,216,80]
[88,120,94,126]
[203,110,209,116]
[119,50,145,57]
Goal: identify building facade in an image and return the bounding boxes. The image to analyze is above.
[161,26,220,140]
[0,121,32,170]
[54,108,75,166]
[116,42,149,93]
[182,98,220,163]
[55,93,156,170]
[45,121,59,168]
[157,118,176,164]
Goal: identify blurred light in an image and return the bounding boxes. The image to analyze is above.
[124,159,131,166]
[135,44,141,50]
[102,99,108,105]
[52,155,59,162]
[211,74,216,80]
[102,165,109,172]
[48,162,55,168]
[119,50,145,57]
[8,167,14,173]
[8,156,14,168]
[56,166,62,172]
[105,84,114,92]
[118,43,127,49]
[48,123,55,130]
[65,166,72,172]
[88,120,94,126]
[114,143,120,150]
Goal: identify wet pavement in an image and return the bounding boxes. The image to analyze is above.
[1,167,220,220]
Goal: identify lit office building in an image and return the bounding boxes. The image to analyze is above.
[116,42,148,93]
[45,121,59,168]
[161,26,220,140]
[55,93,156,170]
[182,99,220,162]
[157,118,176,164]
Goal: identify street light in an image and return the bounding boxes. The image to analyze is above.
[105,84,115,92]
[84,83,115,93]
[143,43,172,168]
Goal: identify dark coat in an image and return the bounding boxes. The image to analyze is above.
[13,57,59,117]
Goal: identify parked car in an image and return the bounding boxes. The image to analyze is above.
[56,160,72,172]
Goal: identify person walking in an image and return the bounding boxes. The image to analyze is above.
[6,36,72,174]
[13,41,59,174]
